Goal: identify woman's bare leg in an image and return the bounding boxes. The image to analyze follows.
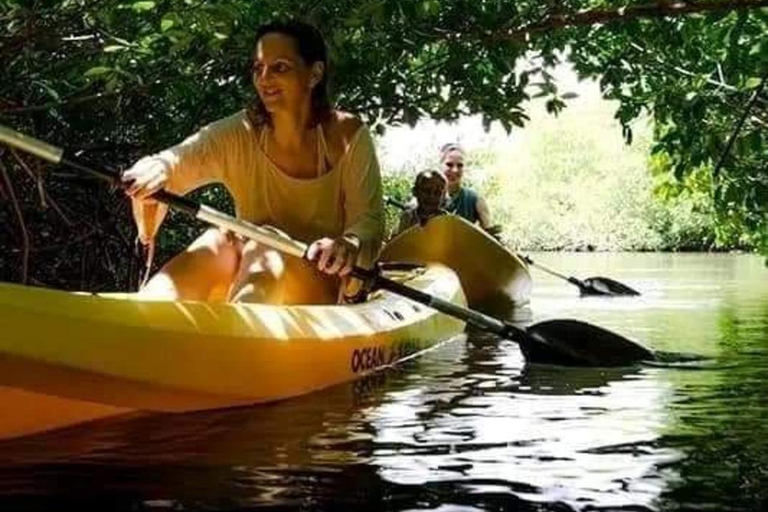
[227,241,285,304]
[229,240,339,305]
[139,228,240,301]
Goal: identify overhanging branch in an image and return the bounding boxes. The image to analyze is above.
[1,91,122,115]
[495,0,768,41]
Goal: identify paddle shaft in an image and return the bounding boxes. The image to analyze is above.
[0,125,522,340]
[518,255,584,288]
[384,195,409,210]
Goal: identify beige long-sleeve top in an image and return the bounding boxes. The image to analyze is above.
[132,110,385,267]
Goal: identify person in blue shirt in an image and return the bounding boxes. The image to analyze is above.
[439,143,500,236]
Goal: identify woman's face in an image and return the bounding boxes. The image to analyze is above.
[252,32,322,114]
[441,149,465,191]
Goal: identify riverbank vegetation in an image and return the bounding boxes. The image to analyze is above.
[381,88,745,253]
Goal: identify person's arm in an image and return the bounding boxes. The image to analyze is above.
[127,113,244,244]
[340,127,385,268]
[476,195,493,230]
[394,209,415,237]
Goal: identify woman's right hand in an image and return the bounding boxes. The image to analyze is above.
[121,156,170,202]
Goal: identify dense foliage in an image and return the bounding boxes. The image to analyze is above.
[566,3,767,255]
[1,0,766,288]
[382,107,729,252]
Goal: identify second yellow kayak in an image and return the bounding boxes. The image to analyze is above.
[382,215,532,315]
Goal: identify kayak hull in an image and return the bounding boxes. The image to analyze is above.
[382,215,532,316]
[0,264,465,439]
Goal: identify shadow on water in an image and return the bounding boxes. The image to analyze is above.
[517,364,642,396]
[466,329,646,396]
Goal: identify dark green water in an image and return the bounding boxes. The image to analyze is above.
[0,253,765,511]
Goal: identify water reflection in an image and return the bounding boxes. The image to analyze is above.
[657,301,768,512]
[0,368,389,508]
[366,337,677,511]
[0,254,765,511]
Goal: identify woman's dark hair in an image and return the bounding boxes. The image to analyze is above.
[247,19,332,126]
[414,169,447,190]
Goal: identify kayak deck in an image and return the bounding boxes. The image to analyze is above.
[382,215,532,315]
[0,264,465,439]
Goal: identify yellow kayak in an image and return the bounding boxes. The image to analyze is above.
[0,264,465,440]
[382,215,532,316]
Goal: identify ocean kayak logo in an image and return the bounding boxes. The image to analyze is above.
[351,339,422,373]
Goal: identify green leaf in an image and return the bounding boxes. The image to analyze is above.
[132,1,156,12]
[161,17,175,32]
[83,66,112,78]
[745,77,763,89]
[509,114,525,128]
[32,80,61,101]
[105,77,120,92]
[747,130,763,152]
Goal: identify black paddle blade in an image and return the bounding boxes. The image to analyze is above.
[517,319,656,367]
[577,277,641,297]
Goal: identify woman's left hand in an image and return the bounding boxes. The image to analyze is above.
[306,235,360,276]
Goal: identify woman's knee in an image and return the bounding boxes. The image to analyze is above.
[229,243,287,303]
[186,228,241,279]
[188,228,234,251]
[239,241,285,278]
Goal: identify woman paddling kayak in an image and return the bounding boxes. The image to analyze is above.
[122,20,384,305]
